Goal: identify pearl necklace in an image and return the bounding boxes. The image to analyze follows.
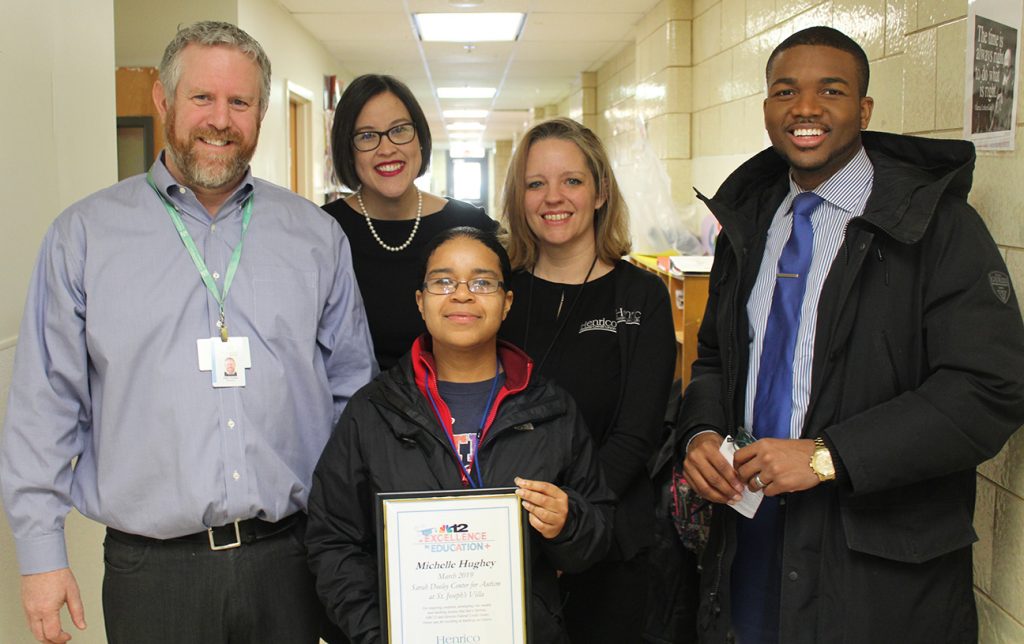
[355,188,422,252]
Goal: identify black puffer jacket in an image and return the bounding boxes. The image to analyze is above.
[679,132,1024,643]
[307,337,614,644]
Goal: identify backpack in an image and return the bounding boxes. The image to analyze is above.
[642,380,712,643]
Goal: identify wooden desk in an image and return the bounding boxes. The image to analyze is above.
[629,255,710,388]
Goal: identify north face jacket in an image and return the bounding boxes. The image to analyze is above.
[307,337,614,643]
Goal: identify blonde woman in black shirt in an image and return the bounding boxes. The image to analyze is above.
[499,118,676,643]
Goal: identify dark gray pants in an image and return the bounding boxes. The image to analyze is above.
[102,519,322,644]
[561,555,649,644]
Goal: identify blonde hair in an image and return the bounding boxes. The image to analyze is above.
[500,118,631,270]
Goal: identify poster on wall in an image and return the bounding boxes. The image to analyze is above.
[323,75,346,201]
[964,0,1021,151]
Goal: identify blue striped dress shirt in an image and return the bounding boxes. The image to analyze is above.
[743,147,874,438]
[1,158,377,574]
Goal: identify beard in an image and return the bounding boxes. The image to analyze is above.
[164,108,258,191]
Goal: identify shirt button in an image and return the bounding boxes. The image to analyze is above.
[213,272,221,279]
[178,186,186,194]
[211,224,217,232]
[232,471,240,481]
[788,571,799,581]
[227,419,235,428]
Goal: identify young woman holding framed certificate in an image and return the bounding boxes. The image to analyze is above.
[306,227,613,643]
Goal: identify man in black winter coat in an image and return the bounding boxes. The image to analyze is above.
[680,26,1024,644]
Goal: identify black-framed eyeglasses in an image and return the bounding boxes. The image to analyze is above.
[422,277,504,295]
[351,123,417,152]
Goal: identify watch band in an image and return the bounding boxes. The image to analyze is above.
[811,437,836,482]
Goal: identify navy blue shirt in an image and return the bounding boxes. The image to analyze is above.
[437,373,506,471]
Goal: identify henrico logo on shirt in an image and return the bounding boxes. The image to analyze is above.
[578,308,642,334]
[617,308,642,325]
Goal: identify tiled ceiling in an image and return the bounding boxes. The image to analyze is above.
[279,0,661,146]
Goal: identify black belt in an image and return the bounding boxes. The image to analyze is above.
[107,513,302,551]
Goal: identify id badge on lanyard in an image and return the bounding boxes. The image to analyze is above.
[147,171,254,387]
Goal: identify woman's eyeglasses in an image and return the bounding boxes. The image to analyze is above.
[422,277,504,295]
[352,123,417,152]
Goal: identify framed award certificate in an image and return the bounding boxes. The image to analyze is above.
[376,488,531,643]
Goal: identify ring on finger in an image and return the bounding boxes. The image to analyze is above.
[754,473,766,490]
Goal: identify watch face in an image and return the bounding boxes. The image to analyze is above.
[813,451,835,477]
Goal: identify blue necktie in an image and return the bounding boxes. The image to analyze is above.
[731,191,823,644]
[753,191,822,439]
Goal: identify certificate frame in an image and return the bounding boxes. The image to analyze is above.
[376,487,531,644]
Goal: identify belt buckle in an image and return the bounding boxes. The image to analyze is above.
[208,519,242,551]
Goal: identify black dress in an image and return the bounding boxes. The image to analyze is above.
[323,197,495,370]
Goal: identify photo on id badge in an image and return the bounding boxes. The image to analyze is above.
[198,336,251,387]
[213,341,245,387]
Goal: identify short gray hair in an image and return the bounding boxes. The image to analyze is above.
[159,21,272,118]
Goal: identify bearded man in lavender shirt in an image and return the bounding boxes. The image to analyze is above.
[0,21,375,644]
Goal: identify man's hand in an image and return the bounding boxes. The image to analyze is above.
[683,432,744,504]
[21,568,86,644]
[515,477,569,539]
[733,438,818,495]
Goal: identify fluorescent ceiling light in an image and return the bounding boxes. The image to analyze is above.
[438,87,496,99]
[414,12,525,42]
[448,132,483,140]
[443,109,490,119]
[447,122,486,131]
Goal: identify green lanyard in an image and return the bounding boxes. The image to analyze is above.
[146,171,253,341]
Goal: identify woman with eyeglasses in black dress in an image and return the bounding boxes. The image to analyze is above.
[324,75,496,371]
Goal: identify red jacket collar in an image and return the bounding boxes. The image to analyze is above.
[410,335,533,398]
[409,335,533,487]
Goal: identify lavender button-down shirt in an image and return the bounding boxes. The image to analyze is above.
[1,158,377,574]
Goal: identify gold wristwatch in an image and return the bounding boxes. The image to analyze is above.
[810,437,836,482]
